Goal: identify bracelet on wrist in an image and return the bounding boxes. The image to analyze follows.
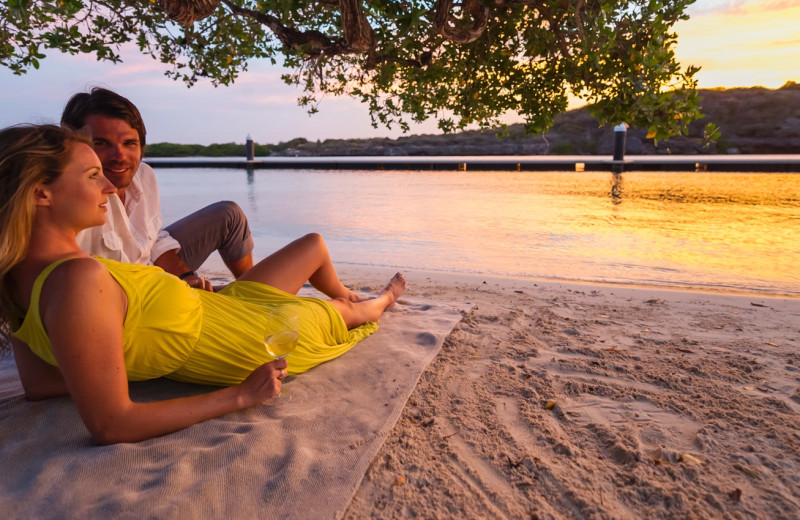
[178,270,197,280]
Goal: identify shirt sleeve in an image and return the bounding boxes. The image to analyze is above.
[150,229,181,264]
[139,163,181,263]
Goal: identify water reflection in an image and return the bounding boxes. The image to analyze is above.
[245,167,257,215]
[610,173,623,205]
[155,168,800,295]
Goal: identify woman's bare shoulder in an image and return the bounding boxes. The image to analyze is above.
[42,257,119,299]
[39,257,126,330]
[47,256,107,280]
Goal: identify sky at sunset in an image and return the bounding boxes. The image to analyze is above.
[0,0,797,144]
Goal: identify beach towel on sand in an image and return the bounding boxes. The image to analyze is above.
[0,296,468,520]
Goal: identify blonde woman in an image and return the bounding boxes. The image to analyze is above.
[0,124,405,444]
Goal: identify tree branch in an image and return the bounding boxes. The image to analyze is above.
[220,0,347,56]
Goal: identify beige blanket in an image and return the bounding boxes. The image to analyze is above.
[0,297,467,519]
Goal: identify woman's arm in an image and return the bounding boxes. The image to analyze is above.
[42,258,285,444]
[9,336,68,400]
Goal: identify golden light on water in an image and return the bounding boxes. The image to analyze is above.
[420,171,799,291]
[160,169,800,295]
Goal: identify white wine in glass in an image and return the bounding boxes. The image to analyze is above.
[265,330,299,359]
[264,310,299,404]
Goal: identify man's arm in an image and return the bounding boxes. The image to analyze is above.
[153,249,213,291]
[134,163,211,290]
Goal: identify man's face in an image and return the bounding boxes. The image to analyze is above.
[81,114,142,191]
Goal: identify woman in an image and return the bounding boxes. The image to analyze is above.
[0,124,406,444]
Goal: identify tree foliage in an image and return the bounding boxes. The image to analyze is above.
[2,0,701,139]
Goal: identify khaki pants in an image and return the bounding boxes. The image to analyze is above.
[165,200,254,271]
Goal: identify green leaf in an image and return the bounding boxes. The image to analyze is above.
[0,0,701,137]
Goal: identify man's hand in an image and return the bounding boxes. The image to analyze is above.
[182,273,213,292]
[154,249,213,292]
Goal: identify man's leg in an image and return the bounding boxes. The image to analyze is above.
[164,200,254,277]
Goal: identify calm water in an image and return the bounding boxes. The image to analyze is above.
[154,168,800,296]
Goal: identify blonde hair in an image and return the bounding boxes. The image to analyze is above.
[0,124,90,347]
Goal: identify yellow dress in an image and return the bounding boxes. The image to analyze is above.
[12,257,377,385]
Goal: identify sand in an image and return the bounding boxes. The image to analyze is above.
[322,267,800,520]
[12,257,794,518]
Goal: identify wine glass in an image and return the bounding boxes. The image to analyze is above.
[264,309,299,403]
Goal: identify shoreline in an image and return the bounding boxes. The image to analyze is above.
[199,259,800,301]
[336,264,800,301]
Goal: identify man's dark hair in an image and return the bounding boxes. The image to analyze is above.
[60,87,147,149]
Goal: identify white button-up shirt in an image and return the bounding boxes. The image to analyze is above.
[77,162,180,264]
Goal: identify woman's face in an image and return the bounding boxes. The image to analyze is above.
[43,143,117,231]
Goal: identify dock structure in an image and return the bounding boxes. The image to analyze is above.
[145,155,800,173]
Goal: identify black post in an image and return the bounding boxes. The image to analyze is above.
[612,123,627,173]
[246,133,255,161]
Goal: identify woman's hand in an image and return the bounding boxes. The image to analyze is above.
[237,359,289,407]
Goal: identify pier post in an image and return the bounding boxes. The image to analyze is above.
[612,123,627,173]
[246,133,255,161]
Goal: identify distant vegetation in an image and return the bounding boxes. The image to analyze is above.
[146,84,800,158]
[146,138,308,157]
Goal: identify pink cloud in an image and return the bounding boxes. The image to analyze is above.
[765,38,800,47]
[727,0,800,15]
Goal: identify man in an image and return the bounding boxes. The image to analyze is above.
[61,87,254,290]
